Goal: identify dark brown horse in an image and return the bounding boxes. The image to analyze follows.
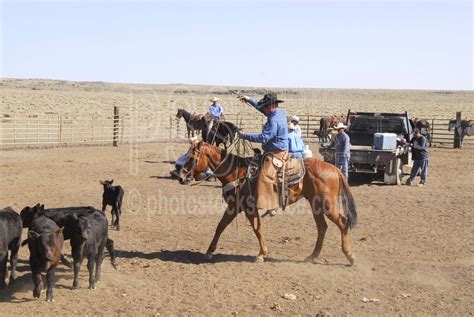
[176,109,210,138]
[180,141,358,265]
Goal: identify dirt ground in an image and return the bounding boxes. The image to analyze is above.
[0,142,472,315]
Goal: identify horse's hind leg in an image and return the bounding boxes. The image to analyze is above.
[325,206,355,266]
[305,210,328,263]
[245,211,269,262]
[206,208,237,259]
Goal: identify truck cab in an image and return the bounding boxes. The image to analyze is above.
[320,111,414,185]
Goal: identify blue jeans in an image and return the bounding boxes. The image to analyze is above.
[335,154,350,179]
[408,159,429,184]
[205,166,213,177]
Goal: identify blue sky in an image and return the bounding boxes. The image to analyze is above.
[1,1,472,90]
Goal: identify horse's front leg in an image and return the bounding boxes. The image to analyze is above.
[206,208,237,259]
[245,210,269,262]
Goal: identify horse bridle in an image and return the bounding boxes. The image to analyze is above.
[181,147,201,181]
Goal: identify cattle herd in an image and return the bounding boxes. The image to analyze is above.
[0,180,122,301]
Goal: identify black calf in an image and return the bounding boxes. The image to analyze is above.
[26,204,64,302]
[0,207,22,289]
[66,211,117,290]
[100,180,124,230]
[21,205,96,267]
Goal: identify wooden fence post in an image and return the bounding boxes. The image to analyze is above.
[113,106,119,147]
[454,111,462,149]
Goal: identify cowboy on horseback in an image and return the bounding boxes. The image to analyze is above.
[207,97,224,139]
[238,93,288,214]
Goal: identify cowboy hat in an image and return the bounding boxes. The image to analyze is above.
[334,122,347,130]
[289,115,300,123]
[288,122,296,130]
[257,92,284,107]
[210,97,220,103]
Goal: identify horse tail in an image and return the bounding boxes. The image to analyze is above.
[338,174,358,229]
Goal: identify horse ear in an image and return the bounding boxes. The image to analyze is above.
[99,180,105,185]
[110,179,114,184]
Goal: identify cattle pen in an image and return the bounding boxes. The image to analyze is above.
[0,108,472,149]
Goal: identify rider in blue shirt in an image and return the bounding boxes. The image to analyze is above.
[288,122,305,159]
[238,93,288,213]
[209,97,224,120]
[238,94,288,153]
[207,97,224,140]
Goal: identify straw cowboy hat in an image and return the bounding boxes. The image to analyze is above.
[334,122,348,130]
[257,92,284,107]
[289,115,300,123]
[210,97,220,103]
[288,122,296,130]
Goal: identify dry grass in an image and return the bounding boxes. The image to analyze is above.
[1,78,472,119]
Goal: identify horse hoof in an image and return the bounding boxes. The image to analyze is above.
[304,256,315,263]
[205,253,214,261]
[254,256,265,263]
[348,255,355,266]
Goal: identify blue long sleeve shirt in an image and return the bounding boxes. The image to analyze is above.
[209,104,223,120]
[242,99,288,152]
[288,131,305,158]
[410,135,429,160]
[330,132,351,157]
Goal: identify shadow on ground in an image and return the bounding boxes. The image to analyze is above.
[115,249,350,266]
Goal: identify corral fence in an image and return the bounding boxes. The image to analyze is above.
[0,108,472,148]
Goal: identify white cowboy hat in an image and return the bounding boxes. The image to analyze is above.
[334,122,347,130]
[210,97,220,103]
[290,115,300,123]
[288,122,296,130]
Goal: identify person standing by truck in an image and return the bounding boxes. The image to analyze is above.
[329,122,351,179]
[405,128,429,186]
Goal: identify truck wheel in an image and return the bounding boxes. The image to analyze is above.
[384,157,402,185]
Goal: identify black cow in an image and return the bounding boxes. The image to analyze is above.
[100,180,124,230]
[21,205,96,267]
[66,211,117,290]
[0,207,22,288]
[20,205,117,273]
[25,204,64,302]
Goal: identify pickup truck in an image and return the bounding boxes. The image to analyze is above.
[319,111,414,185]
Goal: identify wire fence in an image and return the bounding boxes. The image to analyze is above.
[0,111,472,148]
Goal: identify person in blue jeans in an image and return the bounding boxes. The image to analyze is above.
[329,122,351,179]
[406,128,429,186]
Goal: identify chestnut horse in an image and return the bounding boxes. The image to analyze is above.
[180,140,358,265]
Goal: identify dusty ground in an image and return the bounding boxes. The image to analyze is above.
[0,142,472,315]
